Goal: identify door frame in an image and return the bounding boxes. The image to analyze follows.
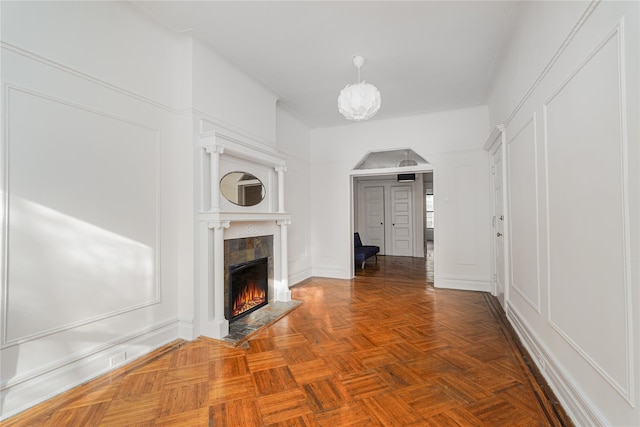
[350,163,435,278]
[484,124,510,312]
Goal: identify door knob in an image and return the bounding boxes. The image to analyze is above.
[497,232,503,237]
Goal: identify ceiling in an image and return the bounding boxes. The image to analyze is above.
[134,1,515,128]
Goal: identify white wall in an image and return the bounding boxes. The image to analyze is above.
[276,107,312,285]
[0,1,190,419]
[309,106,492,289]
[486,1,639,425]
[0,0,291,418]
[192,39,278,143]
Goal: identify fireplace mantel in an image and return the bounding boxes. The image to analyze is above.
[198,211,291,223]
[196,129,292,340]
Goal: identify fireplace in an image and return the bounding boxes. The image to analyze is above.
[197,131,292,340]
[227,257,268,322]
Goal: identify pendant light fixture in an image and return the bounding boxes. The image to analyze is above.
[337,55,381,121]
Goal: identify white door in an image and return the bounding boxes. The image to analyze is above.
[363,186,385,251]
[390,185,413,256]
[493,148,506,308]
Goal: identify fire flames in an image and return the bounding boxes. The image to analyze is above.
[232,280,266,317]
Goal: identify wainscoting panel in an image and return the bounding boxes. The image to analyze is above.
[0,29,182,419]
[0,319,179,420]
[507,116,541,312]
[4,85,160,345]
[507,304,607,426]
[543,26,632,400]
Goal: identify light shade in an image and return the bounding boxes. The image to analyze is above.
[338,82,381,121]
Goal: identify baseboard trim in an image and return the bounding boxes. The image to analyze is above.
[435,275,491,292]
[311,267,352,280]
[289,268,312,287]
[507,304,608,426]
[178,318,195,340]
[289,276,314,288]
[483,295,575,426]
[1,339,184,425]
[1,320,181,421]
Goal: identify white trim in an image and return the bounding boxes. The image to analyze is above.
[542,22,633,404]
[501,0,601,128]
[484,125,510,312]
[616,16,635,408]
[177,318,195,340]
[199,131,285,170]
[350,164,434,177]
[311,268,352,280]
[483,124,505,152]
[507,305,609,427]
[0,43,278,152]
[197,115,277,151]
[0,41,182,114]
[1,84,162,348]
[0,318,179,420]
[506,115,541,314]
[435,275,491,292]
[288,268,312,287]
[196,126,290,340]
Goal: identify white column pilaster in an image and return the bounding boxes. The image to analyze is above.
[208,220,230,338]
[204,143,224,212]
[275,165,287,213]
[276,218,292,301]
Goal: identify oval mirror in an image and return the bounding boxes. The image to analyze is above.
[220,172,265,207]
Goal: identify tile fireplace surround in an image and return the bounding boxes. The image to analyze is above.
[196,128,293,341]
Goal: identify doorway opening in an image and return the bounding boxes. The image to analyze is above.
[349,149,435,281]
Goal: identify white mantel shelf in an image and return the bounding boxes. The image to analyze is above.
[198,211,291,223]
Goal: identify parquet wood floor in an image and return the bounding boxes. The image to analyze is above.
[4,254,572,426]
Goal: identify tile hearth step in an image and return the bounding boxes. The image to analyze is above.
[222,300,302,346]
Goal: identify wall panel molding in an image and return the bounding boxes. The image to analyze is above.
[0,41,182,114]
[502,1,600,127]
[507,304,608,426]
[0,43,272,150]
[506,115,541,313]
[1,85,162,348]
[0,318,179,420]
[542,22,633,403]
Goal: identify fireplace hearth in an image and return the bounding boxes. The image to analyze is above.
[227,257,268,322]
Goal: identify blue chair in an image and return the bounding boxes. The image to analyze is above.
[354,232,380,270]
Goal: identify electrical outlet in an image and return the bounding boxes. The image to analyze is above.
[109,352,127,367]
